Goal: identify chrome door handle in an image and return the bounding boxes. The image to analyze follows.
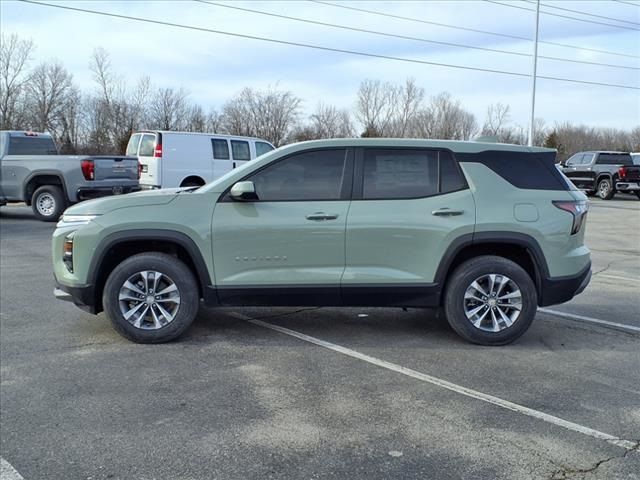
[432,208,464,216]
[306,212,339,221]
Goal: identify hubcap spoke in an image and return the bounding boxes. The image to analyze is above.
[464,273,522,333]
[118,270,180,330]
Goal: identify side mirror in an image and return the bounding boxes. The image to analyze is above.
[230,181,258,201]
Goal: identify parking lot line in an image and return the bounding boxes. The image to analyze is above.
[538,308,640,334]
[595,273,640,284]
[231,312,638,451]
[0,457,24,480]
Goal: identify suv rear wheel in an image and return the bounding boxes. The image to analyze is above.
[444,256,537,346]
[103,252,199,343]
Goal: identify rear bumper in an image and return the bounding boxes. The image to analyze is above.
[615,182,640,191]
[539,262,591,307]
[54,280,98,314]
[77,185,141,201]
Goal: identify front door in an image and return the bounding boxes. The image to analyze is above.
[342,148,476,307]
[211,148,353,305]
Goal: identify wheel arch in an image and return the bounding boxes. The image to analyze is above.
[435,232,549,304]
[180,175,206,187]
[89,230,213,313]
[23,172,68,205]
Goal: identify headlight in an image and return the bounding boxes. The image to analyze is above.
[63,232,75,273]
[57,214,100,227]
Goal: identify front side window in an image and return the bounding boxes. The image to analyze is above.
[212,139,230,160]
[126,134,142,156]
[362,149,439,199]
[580,153,594,165]
[255,141,274,157]
[138,134,155,157]
[249,149,347,201]
[565,154,583,166]
[231,140,250,161]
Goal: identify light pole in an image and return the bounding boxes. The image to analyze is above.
[528,0,540,147]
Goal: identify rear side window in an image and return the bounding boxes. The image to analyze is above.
[231,140,250,161]
[457,150,568,191]
[255,141,274,157]
[8,136,57,155]
[362,149,439,199]
[126,134,142,156]
[596,153,633,166]
[212,139,230,159]
[138,134,155,157]
[248,149,347,201]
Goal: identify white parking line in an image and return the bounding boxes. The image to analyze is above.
[0,457,24,480]
[231,312,637,451]
[596,273,640,284]
[538,308,640,334]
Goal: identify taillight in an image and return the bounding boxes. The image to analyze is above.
[137,161,142,179]
[81,159,95,180]
[553,200,589,235]
[618,166,627,180]
[153,141,162,158]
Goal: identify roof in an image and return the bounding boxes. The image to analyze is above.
[581,151,630,154]
[278,138,556,154]
[135,130,268,142]
[1,130,52,137]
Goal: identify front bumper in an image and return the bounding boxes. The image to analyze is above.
[539,262,591,307]
[615,182,640,192]
[77,185,141,201]
[54,280,98,314]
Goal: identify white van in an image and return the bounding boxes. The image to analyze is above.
[125,131,275,188]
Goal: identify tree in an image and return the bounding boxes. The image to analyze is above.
[413,92,477,140]
[222,86,301,146]
[24,61,74,134]
[482,103,510,137]
[0,33,34,129]
[149,86,189,131]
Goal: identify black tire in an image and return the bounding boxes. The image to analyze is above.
[635,191,640,200]
[596,178,615,200]
[443,255,537,346]
[31,185,66,221]
[585,190,596,197]
[102,252,199,343]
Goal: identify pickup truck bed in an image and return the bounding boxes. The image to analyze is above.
[0,131,140,221]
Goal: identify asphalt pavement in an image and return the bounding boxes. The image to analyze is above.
[1,196,639,480]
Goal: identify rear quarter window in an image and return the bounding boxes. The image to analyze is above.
[457,150,568,191]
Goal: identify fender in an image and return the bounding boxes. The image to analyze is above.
[23,170,69,203]
[88,229,213,291]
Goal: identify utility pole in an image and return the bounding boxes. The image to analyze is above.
[528,0,540,147]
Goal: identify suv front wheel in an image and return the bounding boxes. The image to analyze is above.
[103,252,199,343]
[444,256,537,346]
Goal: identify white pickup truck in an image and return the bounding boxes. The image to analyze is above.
[0,131,140,221]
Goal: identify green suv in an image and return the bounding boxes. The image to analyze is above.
[52,139,591,345]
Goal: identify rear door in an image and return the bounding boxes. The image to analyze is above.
[342,148,475,306]
[211,147,353,305]
[92,157,138,182]
[138,133,159,187]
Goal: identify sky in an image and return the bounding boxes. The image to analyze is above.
[1,0,639,131]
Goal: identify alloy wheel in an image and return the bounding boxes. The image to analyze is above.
[118,270,181,330]
[463,274,522,332]
[36,193,56,217]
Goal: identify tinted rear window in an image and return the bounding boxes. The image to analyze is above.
[138,134,155,157]
[8,135,57,155]
[597,153,632,166]
[126,134,142,156]
[457,150,568,191]
[440,151,467,193]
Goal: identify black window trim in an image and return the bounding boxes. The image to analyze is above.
[211,138,230,160]
[219,147,355,203]
[352,146,469,201]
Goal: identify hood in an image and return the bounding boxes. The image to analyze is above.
[64,188,188,215]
